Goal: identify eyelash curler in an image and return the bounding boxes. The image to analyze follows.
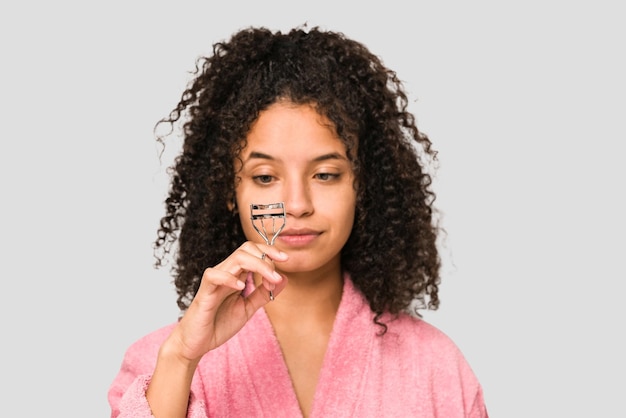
[250,202,286,300]
[250,202,286,246]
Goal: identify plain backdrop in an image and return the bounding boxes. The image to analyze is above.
[1,1,624,416]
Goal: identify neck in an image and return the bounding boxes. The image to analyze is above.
[262,266,344,326]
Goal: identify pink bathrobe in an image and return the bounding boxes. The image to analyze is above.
[109,277,488,417]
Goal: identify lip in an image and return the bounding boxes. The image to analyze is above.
[278,228,321,246]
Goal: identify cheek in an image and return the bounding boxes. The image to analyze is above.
[337,195,357,238]
[235,187,249,231]
[237,207,257,242]
[343,208,356,237]
[238,202,272,244]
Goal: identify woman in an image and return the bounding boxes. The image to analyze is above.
[109,25,489,418]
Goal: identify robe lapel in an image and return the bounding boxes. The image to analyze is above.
[236,308,304,417]
[232,277,374,417]
[309,277,375,417]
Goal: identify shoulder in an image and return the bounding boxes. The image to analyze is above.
[384,314,483,385]
[344,275,478,376]
[129,322,177,349]
[109,322,179,412]
[388,314,453,341]
[385,314,463,356]
[344,276,460,352]
[383,314,482,384]
[121,322,178,368]
[349,302,487,415]
[381,317,489,417]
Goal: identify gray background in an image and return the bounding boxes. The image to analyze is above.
[1,1,624,416]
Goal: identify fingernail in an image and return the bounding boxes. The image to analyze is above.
[272,271,282,280]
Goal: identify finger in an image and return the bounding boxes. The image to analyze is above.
[241,256,283,286]
[231,252,284,286]
[240,241,288,263]
[252,247,288,285]
[212,256,276,290]
[258,247,289,263]
[244,273,288,311]
[200,267,246,294]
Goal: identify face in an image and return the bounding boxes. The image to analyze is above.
[235,101,356,276]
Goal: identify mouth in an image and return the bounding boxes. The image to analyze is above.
[278,228,321,246]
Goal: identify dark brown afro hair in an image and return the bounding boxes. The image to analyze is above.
[153,25,441,332]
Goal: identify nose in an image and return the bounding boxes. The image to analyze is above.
[283,177,313,218]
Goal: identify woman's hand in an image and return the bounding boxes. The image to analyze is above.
[147,243,287,417]
[165,241,288,363]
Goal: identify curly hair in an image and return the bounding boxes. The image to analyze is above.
[153,25,441,331]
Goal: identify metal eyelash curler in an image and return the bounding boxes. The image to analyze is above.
[250,202,286,246]
[250,202,286,300]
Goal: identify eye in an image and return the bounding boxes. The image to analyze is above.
[253,174,274,184]
[315,172,340,181]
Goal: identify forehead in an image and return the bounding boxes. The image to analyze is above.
[243,102,346,155]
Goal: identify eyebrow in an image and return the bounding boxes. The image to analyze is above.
[245,151,347,162]
[313,152,347,162]
[246,151,274,161]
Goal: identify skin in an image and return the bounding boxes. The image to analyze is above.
[147,101,357,418]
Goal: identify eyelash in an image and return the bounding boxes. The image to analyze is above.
[253,175,273,184]
[252,172,340,184]
[315,173,340,181]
